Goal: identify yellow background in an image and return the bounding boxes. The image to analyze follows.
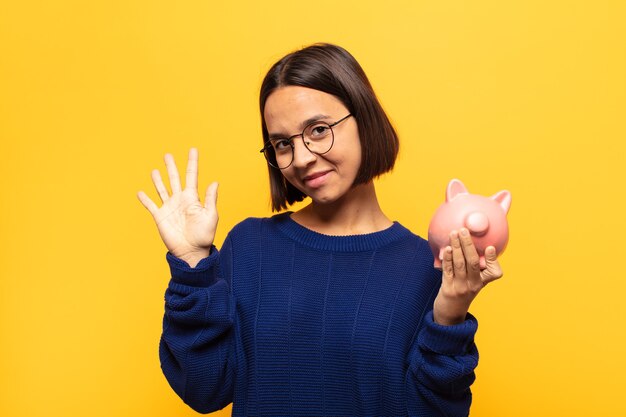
[1,0,624,416]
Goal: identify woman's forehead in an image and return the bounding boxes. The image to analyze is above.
[264,86,346,131]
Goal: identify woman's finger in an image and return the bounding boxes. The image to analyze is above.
[185,148,199,191]
[458,228,482,288]
[151,169,170,203]
[481,246,503,284]
[450,230,467,280]
[164,153,182,194]
[204,181,219,211]
[441,245,454,283]
[137,190,158,216]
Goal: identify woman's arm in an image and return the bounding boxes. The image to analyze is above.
[138,148,234,411]
[405,309,478,417]
[159,239,237,413]
[405,228,503,416]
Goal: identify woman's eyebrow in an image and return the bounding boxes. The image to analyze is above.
[268,114,332,139]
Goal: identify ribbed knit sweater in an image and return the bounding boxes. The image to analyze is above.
[160,213,479,416]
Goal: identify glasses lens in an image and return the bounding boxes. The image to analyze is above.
[264,139,293,169]
[262,120,338,169]
[303,122,334,154]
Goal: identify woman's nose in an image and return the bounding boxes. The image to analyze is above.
[291,136,316,168]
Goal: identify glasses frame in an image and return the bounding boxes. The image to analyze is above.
[260,113,353,169]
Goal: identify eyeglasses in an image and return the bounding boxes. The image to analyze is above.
[260,114,352,169]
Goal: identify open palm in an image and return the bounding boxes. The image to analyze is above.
[137,148,218,265]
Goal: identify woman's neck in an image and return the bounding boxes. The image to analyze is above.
[290,182,392,236]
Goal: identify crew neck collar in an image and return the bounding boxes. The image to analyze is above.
[271,212,412,252]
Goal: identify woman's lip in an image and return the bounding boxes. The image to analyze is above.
[303,170,331,181]
[303,170,331,187]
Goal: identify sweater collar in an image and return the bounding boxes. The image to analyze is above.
[271,212,413,252]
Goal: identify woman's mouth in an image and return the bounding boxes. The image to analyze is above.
[303,170,331,188]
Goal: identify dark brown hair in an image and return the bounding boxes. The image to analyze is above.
[260,43,399,212]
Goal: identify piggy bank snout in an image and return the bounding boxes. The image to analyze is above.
[465,211,489,236]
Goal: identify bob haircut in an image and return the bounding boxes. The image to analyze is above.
[260,43,399,212]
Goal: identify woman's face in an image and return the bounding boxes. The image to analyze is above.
[264,86,361,205]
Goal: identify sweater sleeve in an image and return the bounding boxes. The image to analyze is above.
[159,237,236,414]
[405,310,479,417]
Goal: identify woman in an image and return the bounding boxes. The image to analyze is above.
[138,43,503,416]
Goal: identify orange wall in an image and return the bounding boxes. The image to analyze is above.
[1,1,624,416]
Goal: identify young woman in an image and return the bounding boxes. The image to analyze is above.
[138,43,503,417]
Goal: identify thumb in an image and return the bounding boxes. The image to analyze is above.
[481,246,503,284]
[485,246,498,263]
[204,182,219,210]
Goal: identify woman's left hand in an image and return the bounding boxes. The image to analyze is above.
[433,228,504,326]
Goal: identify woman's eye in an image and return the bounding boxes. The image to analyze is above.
[273,139,291,151]
[309,125,330,138]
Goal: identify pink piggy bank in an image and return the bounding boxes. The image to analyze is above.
[428,179,512,270]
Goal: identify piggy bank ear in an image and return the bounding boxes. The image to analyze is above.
[446,179,469,202]
[491,190,512,214]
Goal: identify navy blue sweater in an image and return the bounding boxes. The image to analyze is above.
[160,213,478,416]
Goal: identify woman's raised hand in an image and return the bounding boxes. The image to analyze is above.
[137,148,218,267]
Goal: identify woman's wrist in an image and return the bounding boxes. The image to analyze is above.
[433,305,468,326]
[175,248,212,268]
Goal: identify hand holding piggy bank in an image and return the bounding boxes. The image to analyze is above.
[428,179,511,270]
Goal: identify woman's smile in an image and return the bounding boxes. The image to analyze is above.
[302,169,332,188]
